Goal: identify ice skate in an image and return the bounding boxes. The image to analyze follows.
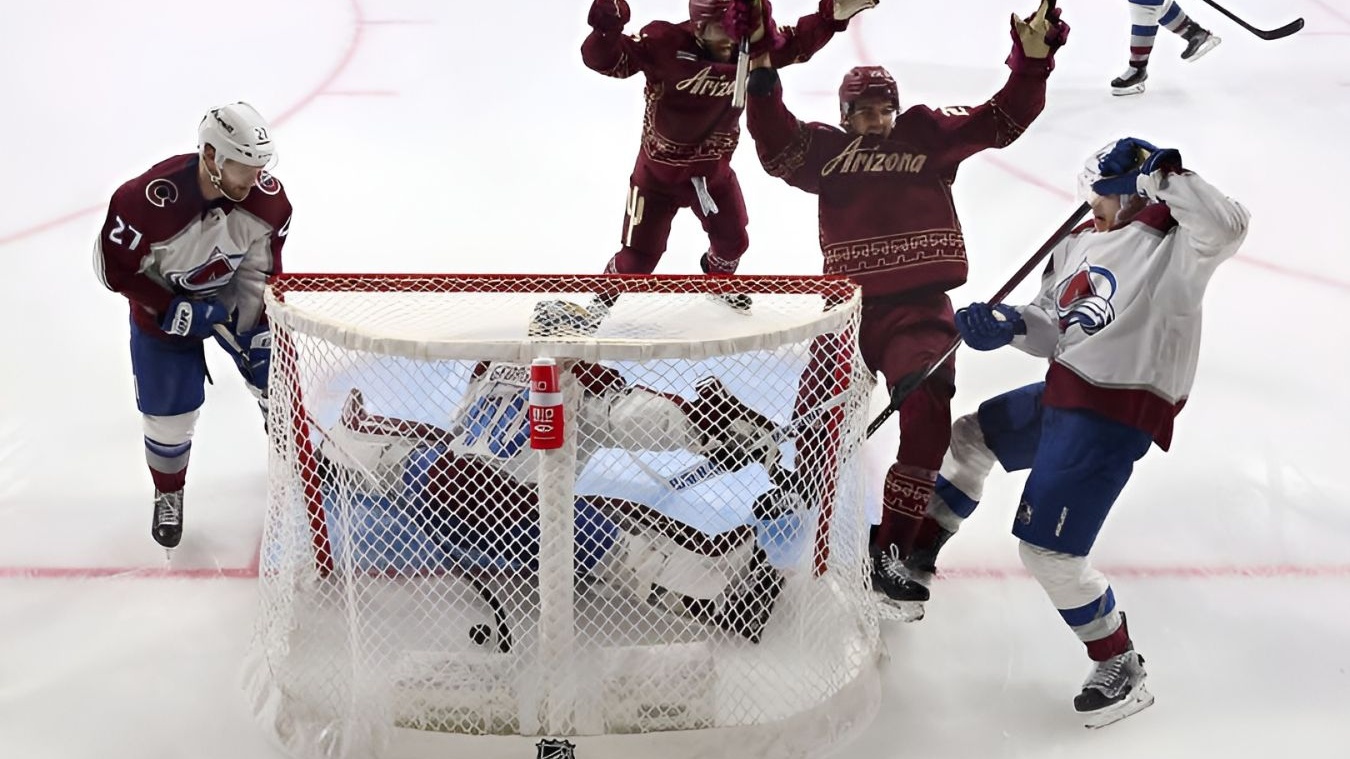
[1110,66,1148,96]
[699,253,752,313]
[712,291,753,312]
[529,297,608,337]
[152,489,184,556]
[1075,647,1155,728]
[1179,22,1220,62]
[870,544,931,622]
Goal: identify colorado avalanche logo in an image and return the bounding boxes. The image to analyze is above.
[1054,261,1118,336]
[165,247,244,294]
[255,171,282,196]
[145,178,179,208]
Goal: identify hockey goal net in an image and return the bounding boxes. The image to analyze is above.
[246,273,881,759]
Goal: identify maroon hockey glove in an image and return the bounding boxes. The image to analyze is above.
[728,0,785,57]
[1008,0,1069,74]
[587,0,630,34]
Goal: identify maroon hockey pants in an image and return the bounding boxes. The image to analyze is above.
[860,292,958,556]
[604,170,749,274]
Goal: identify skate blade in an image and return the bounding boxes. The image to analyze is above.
[706,294,752,314]
[1112,84,1146,97]
[875,595,925,623]
[1183,35,1221,62]
[1082,685,1155,729]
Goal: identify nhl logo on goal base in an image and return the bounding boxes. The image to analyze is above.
[536,737,577,759]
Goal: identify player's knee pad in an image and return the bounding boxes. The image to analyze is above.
[142,410,199,447]
[142,410,199,474]
[1017,541,1109,611]
[938,412,997,502]
[1128,0,1165,25]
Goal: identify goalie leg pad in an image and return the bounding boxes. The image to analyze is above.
[317,389,424,494]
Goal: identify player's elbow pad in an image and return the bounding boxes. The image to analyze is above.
[747,68,779,98]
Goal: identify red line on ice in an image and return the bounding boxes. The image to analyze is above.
[0,0,370,247]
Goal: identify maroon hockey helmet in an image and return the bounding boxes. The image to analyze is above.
[689,0,732,26]
[838,66,900,121]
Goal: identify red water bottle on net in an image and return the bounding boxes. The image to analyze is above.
[529,357,564,450]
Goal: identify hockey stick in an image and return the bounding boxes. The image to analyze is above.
[1200,0,1304,40]
[731,36,752,108]
[864,202,1091,439]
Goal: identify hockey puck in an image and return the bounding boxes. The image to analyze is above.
[469,624,492,645]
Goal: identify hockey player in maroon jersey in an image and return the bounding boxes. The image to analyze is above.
[574,0,876,325]
[94,102,293,552]
[743,0,1068,617]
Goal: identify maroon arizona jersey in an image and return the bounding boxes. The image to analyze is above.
[94,154,293,336]
[582,11,845,188]
[746,65,1050,298]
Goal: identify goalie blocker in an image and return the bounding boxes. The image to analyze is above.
[315,358,793,642]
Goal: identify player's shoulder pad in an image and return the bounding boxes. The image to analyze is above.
[239,171,293,226]
[1128,202,1176,234]
[110,153,199,221]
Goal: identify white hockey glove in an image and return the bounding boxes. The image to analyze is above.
[828,0,878,22]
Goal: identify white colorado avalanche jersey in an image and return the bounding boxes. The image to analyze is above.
[1012,170,1249,448]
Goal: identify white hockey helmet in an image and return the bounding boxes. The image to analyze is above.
[198,102,275,169]
[1076,141,1115,203]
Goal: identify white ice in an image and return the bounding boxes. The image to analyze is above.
[2,0,1349,756]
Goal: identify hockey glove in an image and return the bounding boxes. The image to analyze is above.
[587,0,630,34]
[1008,0,1069,72]
[728,0,784,57]
[161,297,229,338]
[955,302,1025,352]
[823,0,878,27]
[1092,137,1182,196]
[240,326,273,391]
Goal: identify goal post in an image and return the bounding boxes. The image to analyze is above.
[245,273,882,759]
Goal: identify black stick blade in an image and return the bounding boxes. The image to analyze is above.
[1257,18,1304,40]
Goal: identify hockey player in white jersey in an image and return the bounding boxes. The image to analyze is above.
[885,137,1249,726]
[315,350,793,643]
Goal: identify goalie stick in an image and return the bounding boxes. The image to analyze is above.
[1200,0,1304,40]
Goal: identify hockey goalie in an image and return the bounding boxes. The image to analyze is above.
[311,353,803,645]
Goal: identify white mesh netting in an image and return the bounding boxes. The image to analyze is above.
[245,274,882,759]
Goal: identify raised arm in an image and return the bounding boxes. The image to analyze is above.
[769,0,876,67]
[1139,170,1249,259]
[581,0,669,79]
[920,0,1069,165]
[1090,138,1250,260]
[744,60,824,194]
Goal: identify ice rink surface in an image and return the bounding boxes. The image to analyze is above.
[2,1,1349,756]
